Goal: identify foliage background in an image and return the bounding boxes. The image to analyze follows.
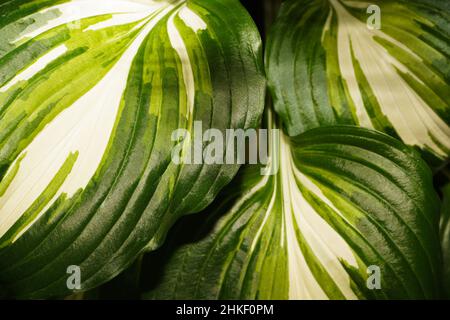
[0,0,446,300]
[66,0,449,300]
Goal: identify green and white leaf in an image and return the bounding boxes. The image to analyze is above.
[0,0,265,298]
[266,0,450,166]
[144,120,441,300]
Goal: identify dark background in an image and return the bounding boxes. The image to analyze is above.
[241,0,282,38]
[241,1,266,34]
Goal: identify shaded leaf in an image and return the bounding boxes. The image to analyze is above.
[143,123,441,300]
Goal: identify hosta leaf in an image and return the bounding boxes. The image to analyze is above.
[143,123,441,300]
[440,182,450,298]
[0,0,265,298]
[266,0,450,166]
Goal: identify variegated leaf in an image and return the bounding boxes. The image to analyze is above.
[0,0,265,298]
[266,0,450,166]
[144,121,441,300]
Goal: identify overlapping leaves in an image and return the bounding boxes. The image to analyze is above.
[0,0,446,300]
[0,0,265,298]
[143,0,445,300]
[144,122,441,299]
